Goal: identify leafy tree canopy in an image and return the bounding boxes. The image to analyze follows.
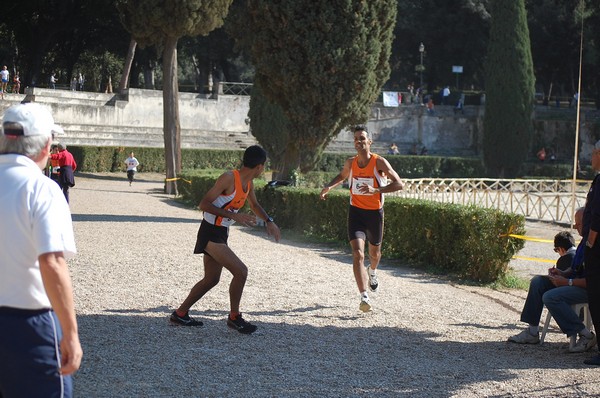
[117,0,233,46]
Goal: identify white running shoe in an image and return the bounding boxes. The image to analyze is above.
[359,296,372,312]
[368,270,379,292]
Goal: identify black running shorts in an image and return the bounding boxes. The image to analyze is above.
[194,219,229,254]
[347,205,384,245]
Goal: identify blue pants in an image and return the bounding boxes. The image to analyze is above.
[520,275,589,337]
[0,308,72,397]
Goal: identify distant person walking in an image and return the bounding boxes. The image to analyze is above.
[51,143,77,203]
[124,151,139,186]
[0,103,82,397]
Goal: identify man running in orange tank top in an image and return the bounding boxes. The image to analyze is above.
[170,145,281,334]
[320,126,403,312]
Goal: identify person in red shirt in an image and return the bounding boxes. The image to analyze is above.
[320,126,403,312]
[50,143,77,203]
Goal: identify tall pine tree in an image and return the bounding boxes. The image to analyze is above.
[483,0,535,178]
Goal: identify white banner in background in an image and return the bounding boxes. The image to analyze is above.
[383,91,399,107]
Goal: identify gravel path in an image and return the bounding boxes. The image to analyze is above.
[68,173,599,397]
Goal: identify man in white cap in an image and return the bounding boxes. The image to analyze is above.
[583,140,600,366]
[0,103,82,396]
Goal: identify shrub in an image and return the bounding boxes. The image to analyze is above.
[178,170,526,283]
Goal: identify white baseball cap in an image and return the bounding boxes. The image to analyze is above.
[2,103,64,137]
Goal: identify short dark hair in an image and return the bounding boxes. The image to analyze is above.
[554,231,575,250]
[354,125,371,139]
[243,145,267,168]
[354,125,368,133]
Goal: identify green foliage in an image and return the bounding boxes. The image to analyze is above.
[232,0,397,177]
[74,50,124,92]
[117,0,234,47]
[247,83,292,176]
[177,171,526,283]
[68,146,245,173]
[318,153,486,178]
[381,197,525,282]
[483,0,536,178]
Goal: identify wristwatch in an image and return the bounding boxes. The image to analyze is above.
[568,279,573,286]
[266,216,274,223]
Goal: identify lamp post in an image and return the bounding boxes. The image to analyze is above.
[419,42,425,89]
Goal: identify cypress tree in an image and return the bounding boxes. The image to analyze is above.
[231,0,396,179]
[483,0,535,178]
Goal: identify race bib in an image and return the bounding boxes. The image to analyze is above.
[351,177,375,195]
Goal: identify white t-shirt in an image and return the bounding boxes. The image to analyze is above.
[0,154,76,309]
[125,156,139,171]
[0,69,8,81]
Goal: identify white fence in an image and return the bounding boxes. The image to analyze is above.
[390,179,591,224]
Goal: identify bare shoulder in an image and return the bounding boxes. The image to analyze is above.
[375,155,393,169]
[212,170,236,192]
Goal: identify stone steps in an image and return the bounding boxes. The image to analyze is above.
[59,124,256,149]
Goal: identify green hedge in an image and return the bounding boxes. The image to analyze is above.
[67,146,246,173]
[178,171,525,283]
[67,145,583,180]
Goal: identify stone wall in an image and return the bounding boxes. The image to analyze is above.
[0,87,596,161]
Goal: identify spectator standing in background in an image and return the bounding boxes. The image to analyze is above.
[0,66,9,99]
[49,72,57,89]
[77,73,84,91]
[12,73,20,94]
[50,143,77,203]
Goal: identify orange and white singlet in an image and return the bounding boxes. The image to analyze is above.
[203,170,249,227]
[348,154,384,210]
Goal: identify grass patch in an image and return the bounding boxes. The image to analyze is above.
[486,271,530,290]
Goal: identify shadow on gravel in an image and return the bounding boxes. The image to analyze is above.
[72,214,198,223]
[76,172,162,184]
[73,311,596,397]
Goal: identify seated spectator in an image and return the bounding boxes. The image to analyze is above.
[507,209,596,352]
[388,143,399,155]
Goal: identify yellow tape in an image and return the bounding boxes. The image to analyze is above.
[512,255,555,264]
[507,234,553,243]
[164,177,192,184]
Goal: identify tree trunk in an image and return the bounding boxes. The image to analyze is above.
[273,145,300,181]
[162,37,181,195]
[119,38,137,94]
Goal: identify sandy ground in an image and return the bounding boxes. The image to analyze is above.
[67,172,599,397]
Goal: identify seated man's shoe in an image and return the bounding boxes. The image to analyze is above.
[508,329,540,344]
[584,354,600,366]
[569,332,597,353]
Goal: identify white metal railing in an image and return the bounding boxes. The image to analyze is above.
[389,178,591,224]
